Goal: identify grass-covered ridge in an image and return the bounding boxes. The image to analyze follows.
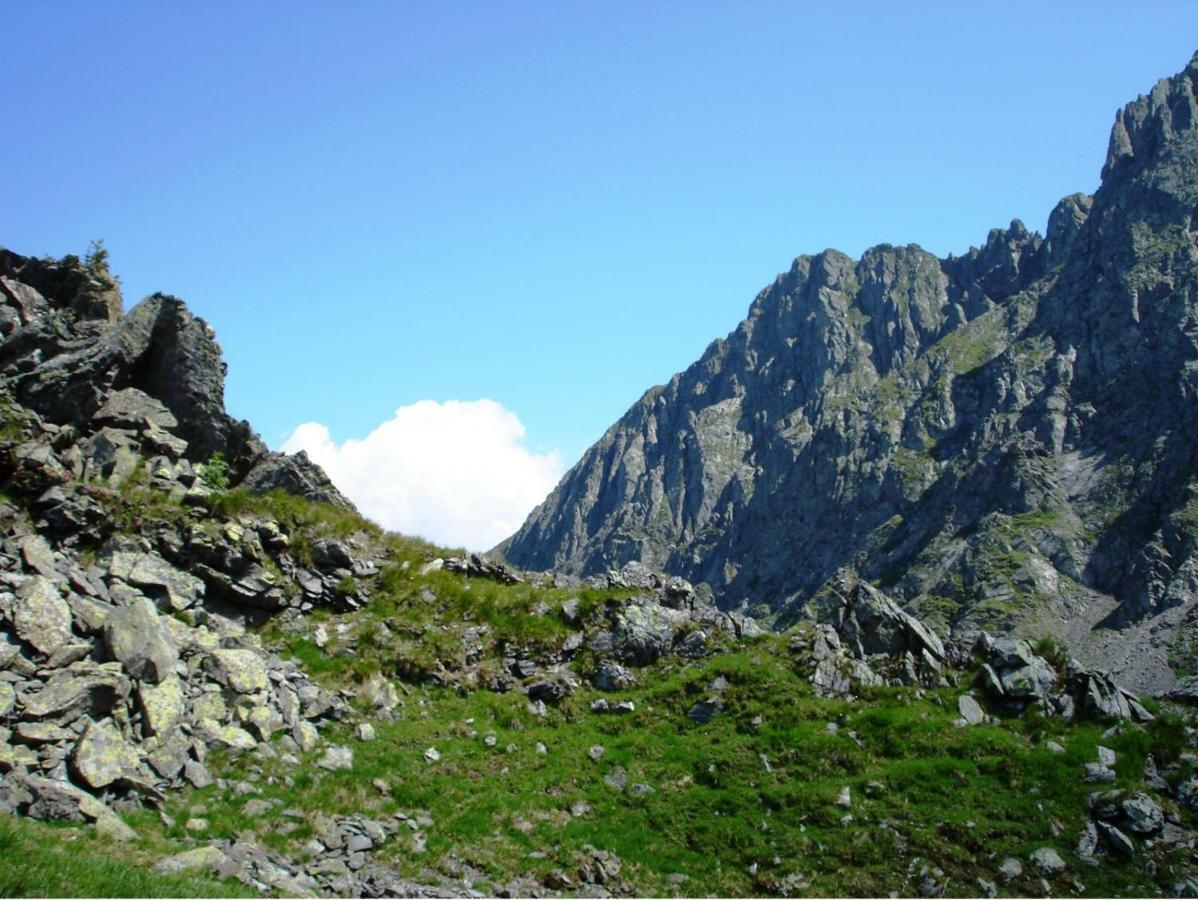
[5,480,1198,897]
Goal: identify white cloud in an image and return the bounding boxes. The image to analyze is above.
[282,399,564,552]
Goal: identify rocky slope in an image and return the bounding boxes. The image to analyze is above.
[500,52,1198,695]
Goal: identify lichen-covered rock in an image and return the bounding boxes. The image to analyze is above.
[137,674,186,736]
[13,575,72,655]
[207,647,268,694]
[104,596,178,683]
[604,599,686,665]
[21,665,129,722]
[71,718,142,789]
[108,551,203,612]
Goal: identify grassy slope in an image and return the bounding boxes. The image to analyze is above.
[0,814,255,898]
[10,486,1198,897]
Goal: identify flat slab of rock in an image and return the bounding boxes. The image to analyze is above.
[137,674,185,735]
[957,694,985,725]
[14,575,72,655]
[93,388,179,431]
[109,551,203,612]
[105,597,178,683]
[72,718,142,789]
[21,665,128,721]
[154,845,232,875]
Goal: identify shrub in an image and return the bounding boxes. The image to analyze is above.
[200,452,230,490]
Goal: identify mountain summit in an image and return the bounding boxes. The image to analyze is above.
[500,52,1198,693]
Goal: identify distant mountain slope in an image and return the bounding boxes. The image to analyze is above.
[500,52,1198,692]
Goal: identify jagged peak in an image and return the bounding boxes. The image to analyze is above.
[1102,50,1198,182]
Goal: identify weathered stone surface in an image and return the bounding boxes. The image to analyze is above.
[1029,847,1066,876]
[242,450,354,510]
[72,718,142,789]
[21,666,128,721]
[319,745,353,771]
[957,694,985,726]
[104,597,178,683]
[207,648,268,694]
[154,846,233,876]
[109,552,203,612]
[13,576,72,655]
[1121,793,1164,834]
[0,682,14,717]
[92,387,178,431]
[137,674,186,736]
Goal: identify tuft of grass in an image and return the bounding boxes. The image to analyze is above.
[0,814,255,898]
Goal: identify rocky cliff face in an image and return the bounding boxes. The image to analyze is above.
[500,52,1198,694]
[0,248,349,508]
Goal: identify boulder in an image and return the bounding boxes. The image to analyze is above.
[71,718,142,789]
[592,659,637,691]
[108,551,203,612]
[104,596,178,683]
[137,674,186,736]
[92,387,178,432]
[825,579,945,668]
[2,772,135,839]
[13,575,72,656]
[1121,793,1164,834]
[688,697,724,724]
[318,746,353,771]
[957,694,985,726]
[207,647,269,694]
[241,450,354,509]
[1029,847,1066,877]
[607,599,686,665]
[21,665,128,722]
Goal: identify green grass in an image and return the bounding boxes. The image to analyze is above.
[138,625,1196,898]
[0,814,256,898]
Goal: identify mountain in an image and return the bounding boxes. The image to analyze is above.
[500,52,1198,694]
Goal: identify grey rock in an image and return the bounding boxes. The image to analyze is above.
[21,666,128,721]
[207,648,269,694]
[957,694,985,725]
[1121,793,1164,834]
[92,388,178,432]
[1029,847,1065,877]
[109,552,203,612]
[1076,821,1099,859]
[104,596,178,683]
[13,576,72,656]
[1100,822,1135,856]
[317,745,353,771]
[591,659,636,691]
[687,696,724,724]
[997,858,1022,883]
[71,718,142,789]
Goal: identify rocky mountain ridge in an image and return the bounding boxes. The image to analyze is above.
[500,51,1198,695]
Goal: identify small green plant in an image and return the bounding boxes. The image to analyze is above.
[85,238,111,276]
[200,452,230,490]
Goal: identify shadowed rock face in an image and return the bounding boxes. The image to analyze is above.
[0,249,351,509]
[500,52,1198,693]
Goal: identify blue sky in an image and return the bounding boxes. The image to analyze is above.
[6,2,1198,546]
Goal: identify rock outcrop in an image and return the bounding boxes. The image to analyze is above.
[500,51,1198,694]
[0,248,352,507]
